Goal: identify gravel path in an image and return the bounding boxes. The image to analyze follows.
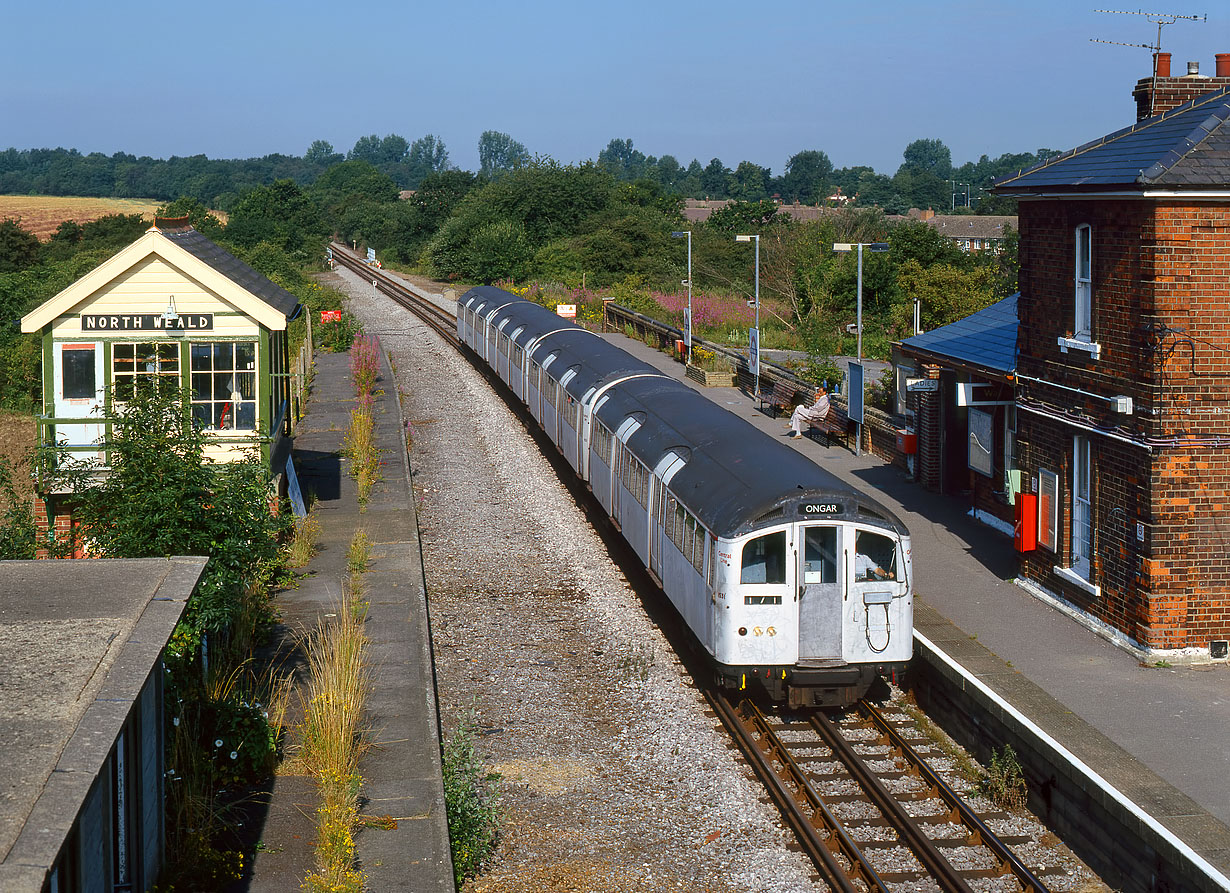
[330,269,824,893]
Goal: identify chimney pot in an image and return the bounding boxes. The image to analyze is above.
[1217,54,1230,78]
[1155,52,1171,78]
[1187,60,1201,76]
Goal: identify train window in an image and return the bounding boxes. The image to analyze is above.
[692,520,705,571]
[684,516,695,562]
[638,463,649,507]
[674,503,685,550]
[707,535,716,588]
[803,527,838,584]
[665,495,676,542]
[854,530,898,582]
[741,531,786,585]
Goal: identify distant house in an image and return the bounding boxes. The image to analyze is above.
[911,209,1016,253]
[19,217,302,548]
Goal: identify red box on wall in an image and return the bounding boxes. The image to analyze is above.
[1015,492,1037,552]
[896,430,917,454]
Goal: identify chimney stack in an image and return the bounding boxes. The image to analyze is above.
[1134,52,1230,121]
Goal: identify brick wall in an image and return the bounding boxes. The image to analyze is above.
[1134,74,1230,121]
[1016,196,1230,649]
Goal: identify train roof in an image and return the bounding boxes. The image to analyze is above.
[460,286,527,319]
[534,333,665,398]
[594,376,906,539]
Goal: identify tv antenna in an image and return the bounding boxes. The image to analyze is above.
[1090,9,1207,115]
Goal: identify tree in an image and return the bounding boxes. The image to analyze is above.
[700,158,730,198]
[729,161,771,201]
[478,131,530,179]
[598,138,648,181]
[893,260,998,333]
[781,150,833,204]
[900,138,952,179]
[404,134,451,188]
[308,160,399,220]
[305,139,344,167]
[705,199,780,233]
[0,219,41,273]
[224,179,329,262]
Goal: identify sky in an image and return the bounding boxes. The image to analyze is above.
[4,1,1228,178]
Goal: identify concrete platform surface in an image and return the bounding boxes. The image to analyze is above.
[241,348,453,892]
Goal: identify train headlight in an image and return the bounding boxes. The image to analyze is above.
[738,626,748,636]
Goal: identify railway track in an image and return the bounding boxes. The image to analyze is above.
[330,243,458,340]
[706,689,1057,893]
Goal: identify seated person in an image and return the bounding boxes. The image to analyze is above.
[788,385,830,439]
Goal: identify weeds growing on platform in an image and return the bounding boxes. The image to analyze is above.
[288,506,320,569]
[299,528,373,892]
[344,334,383,510]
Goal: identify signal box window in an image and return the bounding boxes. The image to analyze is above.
[113,342,180,400]
[191,341,256,431]
[1075,224,1092,338]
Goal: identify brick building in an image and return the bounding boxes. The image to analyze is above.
[994,76,1230,655]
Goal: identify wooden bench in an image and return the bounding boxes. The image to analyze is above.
[804,404,850,449]
[760,378,807,418]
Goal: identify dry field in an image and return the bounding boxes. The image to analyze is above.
[0,411,35,505]
[0,195,164,240]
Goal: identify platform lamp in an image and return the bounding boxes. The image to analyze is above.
[670,231,693,363]
[832,242,889,455]
[735,234,760,399]
[162,294,179,328]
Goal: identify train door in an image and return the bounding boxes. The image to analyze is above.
[52,341,105,464]
[797,523,843,661]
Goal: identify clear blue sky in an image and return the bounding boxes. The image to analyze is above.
[4,1,1227,177]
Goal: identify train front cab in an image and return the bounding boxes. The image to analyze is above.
[716,516,912,708]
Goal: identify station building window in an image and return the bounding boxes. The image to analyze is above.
[191,341,256,431]
[112,341,180,400]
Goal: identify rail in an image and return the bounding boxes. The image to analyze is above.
[705,687,1057,893]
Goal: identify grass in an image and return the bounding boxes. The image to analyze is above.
[298,528,374,892]
[982,744,1029,810]
[287,506,321,569]
[343,405,380,509]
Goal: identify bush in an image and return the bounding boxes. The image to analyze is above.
[442,711,502,886]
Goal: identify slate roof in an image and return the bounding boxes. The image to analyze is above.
[163,227,302,320]
[993,85,1230,192]
[899,293,1018,377]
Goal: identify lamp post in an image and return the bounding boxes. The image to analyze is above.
[671,231,693,363]
[736,234,760,398]
[832,241,889,455]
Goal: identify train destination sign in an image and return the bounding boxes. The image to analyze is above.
[82,313,214,331]
[801,502,843,516]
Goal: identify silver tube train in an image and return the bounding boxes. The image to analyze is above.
[457,286,912,707]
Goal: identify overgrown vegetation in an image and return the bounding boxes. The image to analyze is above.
[983,744,1029,810]
[298,528,373,893]
[344,334,382,509]
[442,710,503,887]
